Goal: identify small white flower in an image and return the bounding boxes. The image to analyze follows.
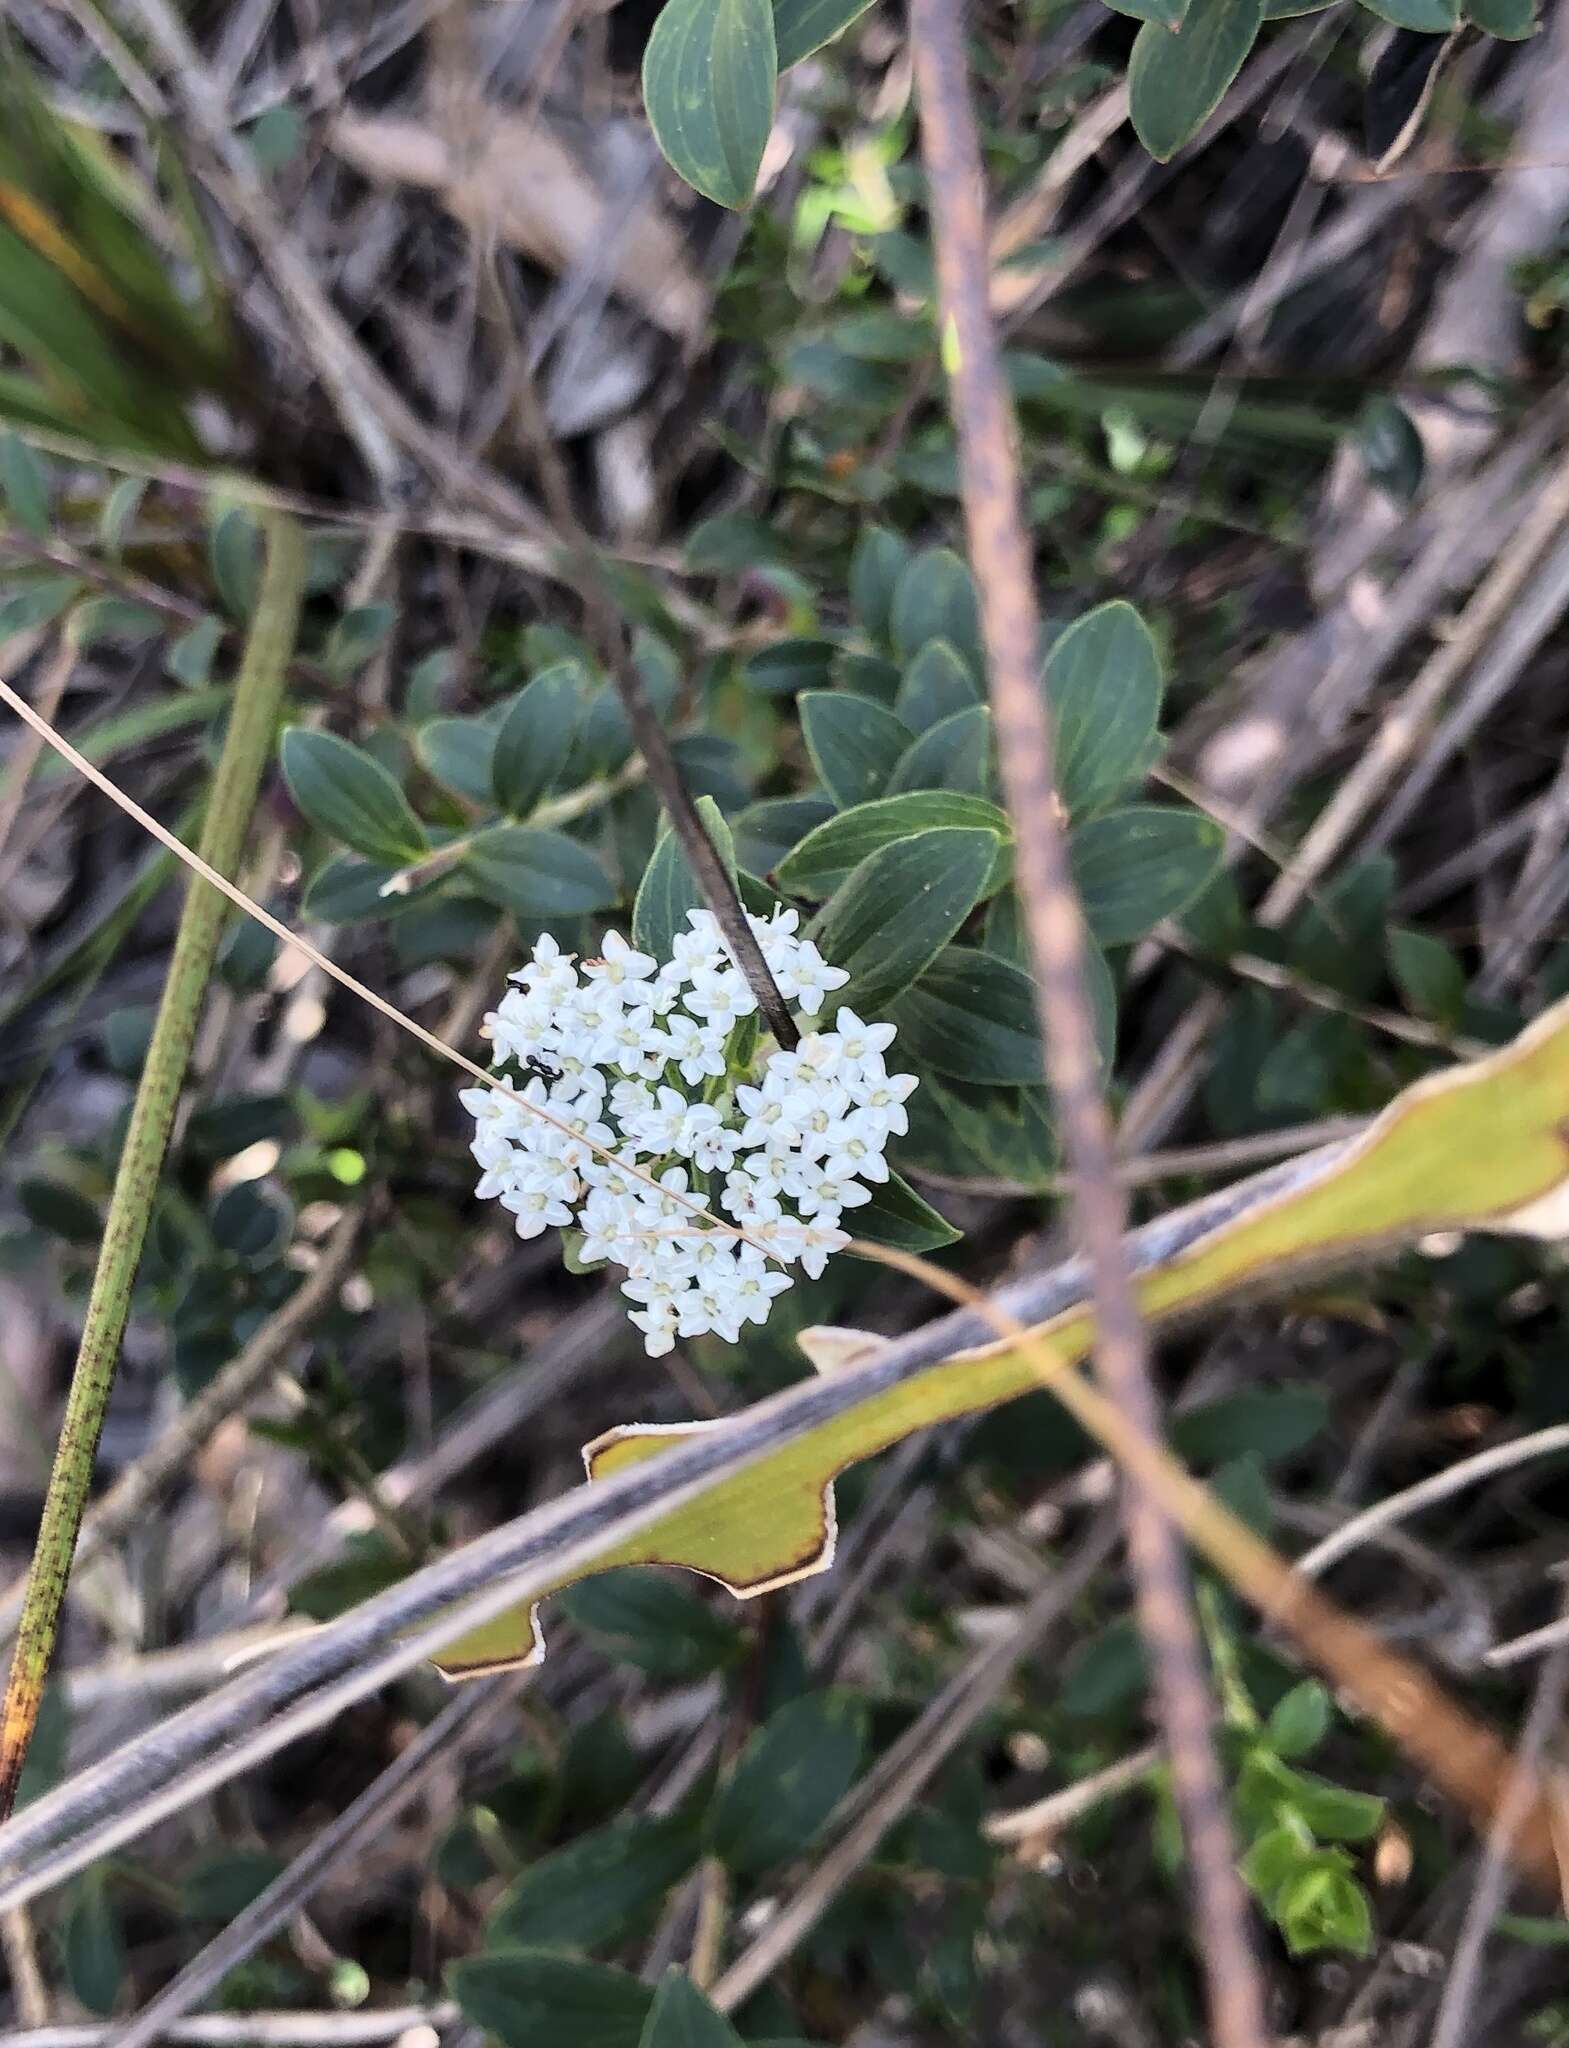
[661,1012,728,1085]
[584,930,657,989]
[685,966,757,1027]
[774,937,848,1017]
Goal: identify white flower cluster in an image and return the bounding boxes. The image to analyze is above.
[461,909,918,1356]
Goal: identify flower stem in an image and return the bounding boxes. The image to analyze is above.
[0,512,306,1820]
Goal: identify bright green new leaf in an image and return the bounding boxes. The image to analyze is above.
[280,728,427,865]
[809,826,997,1012]
[775,791,1010,898]
[1068,805,1224,946]
[800,690,911,809]
[639,1971,746,2048]
[633,796,738,959]
[1128,0,1266,161]
[1265,1682,1332,1761]
[464,826,616,920]
[492,663,585,817]
[642,0,778,209]
[1045,601,1163,820]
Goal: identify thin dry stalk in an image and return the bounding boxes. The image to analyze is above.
[908,7,1269,2044]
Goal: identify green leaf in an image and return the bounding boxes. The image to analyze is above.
[1463,0,1537,33]
[772,0,875,66]
[1103,0,1190,21]
[450,1951,652,2048]
[733,794,836,877]
[324,602,396,677]
[1256,1757,1385,1841]
[63,1873,125,2017]
[1358,0,1456,23]
[165,614,225,690]
[639,1971,746,2048]
[465,826,617,919]
[799,691,911,810]
[1045,601,1163,820]
[280,728,427,864]
[744,637,839,696]
[776,792,1010,899]
[709,1692,863,1874]
[302,854,408,923]
[0,427,49,536]
[1497,1913,1569,1945]
[559,1567,745,1679]
[493,663,585,817]
[19,1175,101,1243]
[890,546,982,676]
[633,796,737,960]
[210,1181,293,1264]
[885,703,995,797]
[1128,0,1265,160]
[1068,805,1224,947]
[851,1168,960,1252]
[1355,396,1424,502]
[1388,926,1464,1024]
[0,573,81,636]
[208,504,262,618]
[490,1816,700,1953]
[1170,1386,1328,1468]
[417,715,500,806]
[889,947,1045,1085]
[809,827,997,1012]
[1061,1618,1147,1718]
[895,640,981,731]
[1265,1682,1332,1761]
[642,0,778,209]
[902,1066,1060,1190]
[849,524,909,640]
[1277,1860,1374,1956]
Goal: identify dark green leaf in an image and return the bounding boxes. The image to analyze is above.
[465,826,616,919]
[1069,805,1224,946]
[417,716,499,806]
[709,1692,863,1874]
[560,1568,745,1679]
[0,574,81,635]
[280,728,426,864]
[744,638,839,696]
[490,1817,700,1953]
[64,1875,124,2017]
[324,602,396,677]
[1061,1618,1147,1718]
[1358,0,1456,23]
[895,640,981,731]
[800,691,911,809]
[1128,0,1265,161]
[809,827,997,1012]
[302,854,408,923]
[639,1971,746,2048]
[0,428,49,536]
[772,0,875,67]
[850,1168,960,1252]
[1356,397,1424,501]
[733,794,836,877]
[18,1176,101,1243]
[831,651,902,705]
[901,1065,1059,1190]
[776,792,1010,898]
[180,1850,286,1922]
[1045,601,1163,820]
[885,704,994,797]
[1388,925,1464,1023]
[889,547,982,676]
[1464,0,1536,33]
[642,0,778,209]
[1102,0,1190,21]
[210,1181,293,1264]
[494,663,585,816]
[849,525,909,640]
[633,796,738,959]
[889,948,1044,1085]
[1170,1386,1328,1467]
[450,1950,652,2048]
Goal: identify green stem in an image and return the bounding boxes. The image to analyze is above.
[0,514,305,1819]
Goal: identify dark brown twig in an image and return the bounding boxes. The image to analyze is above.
[907,8,1271,2047]
[503,332,798,1046]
